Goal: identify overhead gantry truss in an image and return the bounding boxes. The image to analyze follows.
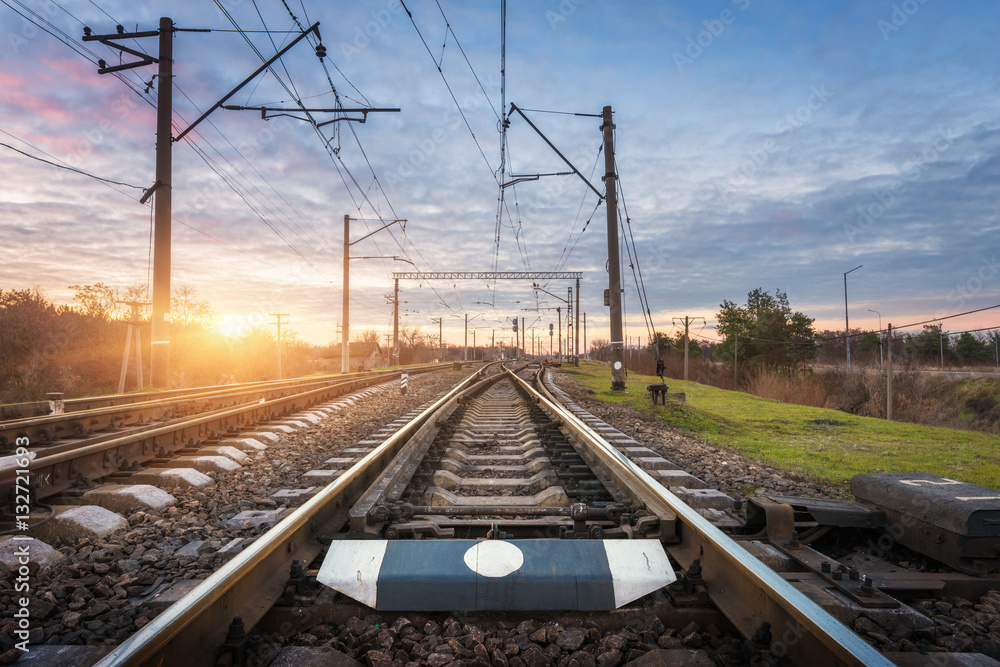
[390,271,583,366]
[392,271,582,281]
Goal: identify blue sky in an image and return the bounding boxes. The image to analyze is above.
[1,0,998,348]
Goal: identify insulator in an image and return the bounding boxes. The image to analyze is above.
[116,24,124,34]
[315,44,327,58]
[83,26,92,37]
[98,59,106,69]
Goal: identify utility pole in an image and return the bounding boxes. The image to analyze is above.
[602,106,625,390]
[270,313,289,379]
[574,279,580,367]
[343,214,409,374]
[583,312,587,361]
[151,17,173,388]
[117,300,149,393]
[343,215,350,374]
[557,307,562,361]
[566,286,573,362]
[85,18,174,387]
[514,317,519,358]
[673,315,705,381]
[393,278,400,366]
[87,20,337,387]
[430,317,442,360]
[464,313,468,361]
[886,323,893,420]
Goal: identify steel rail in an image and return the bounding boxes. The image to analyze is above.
[93,364,490,667]
[1,366,444,496]
[524,369,892,667]
[0,363,447,421]
[2,376,363,446]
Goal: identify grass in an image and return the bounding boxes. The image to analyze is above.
[562,361,1000,490]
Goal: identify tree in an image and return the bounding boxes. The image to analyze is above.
[715,288,817,371]
[589,338,611,361]
[170,286,220,386]
[906,325,945,363]
[955,332,991,365]
[171,285,218,328]
[858,331,882,361]
[355,328,380,344]
[69,282,124,320]
[647,332,702,358]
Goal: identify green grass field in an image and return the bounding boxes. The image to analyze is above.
[561,362,1000,490]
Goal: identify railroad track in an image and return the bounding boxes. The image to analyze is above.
[3,362,999,666]
[0,370,423,423]
[0,364,446,500]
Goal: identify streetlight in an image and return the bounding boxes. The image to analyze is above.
[844,265,862,370]
[868,308,882,364]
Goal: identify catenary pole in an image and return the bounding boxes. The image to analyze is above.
[602,106,625,390]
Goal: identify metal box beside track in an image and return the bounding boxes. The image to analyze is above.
[851,472,1000,576]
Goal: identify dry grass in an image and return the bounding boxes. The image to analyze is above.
[625,352,1000,435]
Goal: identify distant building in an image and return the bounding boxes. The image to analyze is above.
[322,342,385,372]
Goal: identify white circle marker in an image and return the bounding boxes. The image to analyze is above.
[463,541,524,578]
[613,361,623,370]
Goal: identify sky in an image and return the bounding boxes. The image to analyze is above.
[1,0,999,350]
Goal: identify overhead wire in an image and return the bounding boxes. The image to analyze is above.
[616,152,656,345]
[553,145,603,274]
[3,0,155,106]
[399,0,497,179]
[45,0,332,274]
[0,138,144,190]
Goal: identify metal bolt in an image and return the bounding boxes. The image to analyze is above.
[821,561,831,573]
[787,531,801,549]
[849,568,861,581]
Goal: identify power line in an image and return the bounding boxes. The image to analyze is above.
[400,0,497,178]
[0,139,144,189]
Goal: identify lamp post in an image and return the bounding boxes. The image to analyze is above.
[844,265,862,370]
[868,308,882,365]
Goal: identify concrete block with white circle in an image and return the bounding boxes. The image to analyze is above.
[318,539,675,611]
